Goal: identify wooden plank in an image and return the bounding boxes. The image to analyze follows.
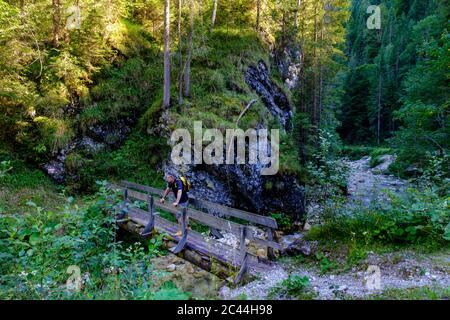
[127,189,283,250]
[122,180,278,229]
[128,208,246,266]
[122,207,274,277]
[190,198,278,229]
[141,195,155,236]
[122,181,164,196]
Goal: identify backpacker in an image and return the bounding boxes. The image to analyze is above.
[179,176,191,192]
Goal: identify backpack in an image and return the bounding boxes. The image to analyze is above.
[179,176,191,192]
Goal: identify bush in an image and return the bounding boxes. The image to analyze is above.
[0,181,188,299]
[340,145,375,160]
[269,275,315,300]
[307,187,450,249]
[306,130,349,202]
[72,132,169,192]
[271,213,294,233]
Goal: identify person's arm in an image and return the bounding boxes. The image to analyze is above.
[160,188,170,203]
[173,190,182,207]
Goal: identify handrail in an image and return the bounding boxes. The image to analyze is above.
[126,188,282,251]
[121,180,278,229]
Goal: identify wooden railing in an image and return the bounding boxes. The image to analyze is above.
[119,180,281,284]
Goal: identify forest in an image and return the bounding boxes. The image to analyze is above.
[0,0,448,300]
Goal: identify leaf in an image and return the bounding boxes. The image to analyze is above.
[26,201,37,208]
[444,223,450,241]
[152,288,190,300]
[29,233,40,246]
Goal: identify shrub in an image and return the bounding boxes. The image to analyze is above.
[307,187,450,249]
[0,160,12,178]
[340,145,375,160]
[306,130,349,202]
[269,275,315,300]
[0,181,188,299]
[271,213,294,233]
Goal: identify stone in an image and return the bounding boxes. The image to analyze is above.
[186,265,195,274]
[218,286,231,299]
[303,222,312,231]
[256,249,266,258]
[245,60,293,129]
[167,264,177,272]
[283,238,316,257]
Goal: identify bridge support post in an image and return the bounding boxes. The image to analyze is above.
[116,188,129,222]
[267,227,276,260]
[170,207,188,254]
[233,226,248,285]
[141,195,155,237]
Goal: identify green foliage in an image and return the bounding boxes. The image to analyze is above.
[367,286,450,300]
[315,251,338,274]
[306,131,349,203]
[340,145,377,160]
[0,181,186,299]
[339,0,449,178]
[152,281,191,300]
[71,132,168,192]
[0,160,12,178]
[270,213,294,233]
[307,187,450,249]
[147,234,167,258]
[269,275,315,300]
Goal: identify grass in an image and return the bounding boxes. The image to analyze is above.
[268,275,317,300]
[0,154,68,214]
[340,145,392,161]
[366,286,450,300]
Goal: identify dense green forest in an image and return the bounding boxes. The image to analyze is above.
[339,0,449,173]
[0,0,448,300]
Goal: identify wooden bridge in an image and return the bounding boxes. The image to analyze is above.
[113,181,282,284]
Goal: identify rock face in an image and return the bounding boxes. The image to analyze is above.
[274,45,302,90]
[42,119,132,183]
[163,60,305,220]
[166,161,305,221]
[42,56,305,221]
[279,233,317,257]
[245,60,293,130]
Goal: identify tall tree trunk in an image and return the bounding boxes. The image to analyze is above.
[376,29,383,145]
[377,67,382,145]
[294,0,301,29]
[163,0,171,108]
[210,0,218,32]
[52,0,60,47]
[312,5,318,144]
[256,0,261,31]
[318,20,324,129]
[178,0,183,106]
[184,0,194,97]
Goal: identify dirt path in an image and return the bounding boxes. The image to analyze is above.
[219,249,450,300]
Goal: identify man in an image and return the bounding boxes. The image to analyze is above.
[160,174,190,236]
